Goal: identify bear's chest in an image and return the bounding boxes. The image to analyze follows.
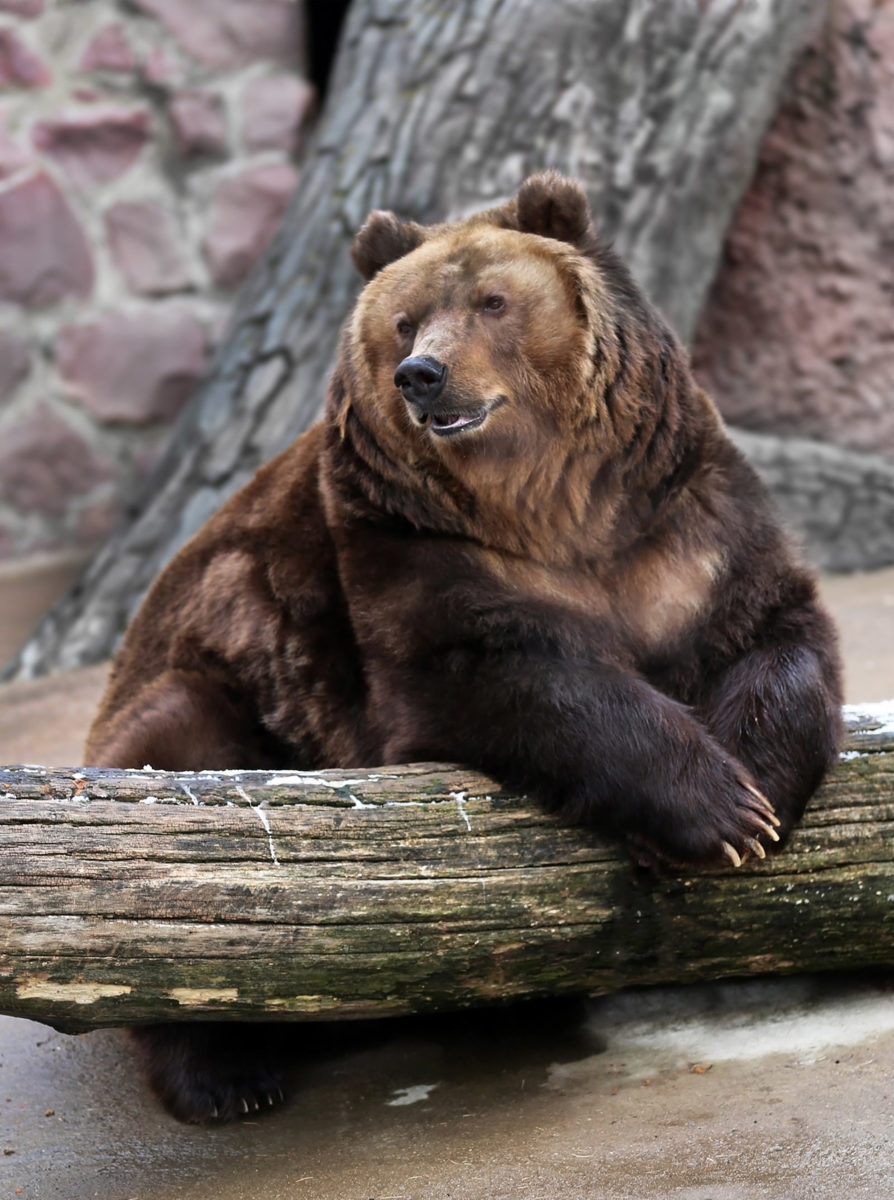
[610,545,725,656]
[487,545,723,661]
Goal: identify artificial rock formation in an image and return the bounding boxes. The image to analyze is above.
[0,0,312,561]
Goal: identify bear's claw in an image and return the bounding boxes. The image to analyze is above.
[741,779,774,810]
[721,841,743,867]
[753,818,780,842]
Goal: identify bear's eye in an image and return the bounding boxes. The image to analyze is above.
[395,317,415,339]
[482,294,506,314]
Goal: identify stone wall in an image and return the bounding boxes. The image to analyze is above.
[693,0,894,458]
[0,0,312,561]
[3,1,891,567]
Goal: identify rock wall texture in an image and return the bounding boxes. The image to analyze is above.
[693,0,894,457]
[2,1,891,566]
[0,0,311,560]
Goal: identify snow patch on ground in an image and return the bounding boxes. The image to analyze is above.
[546,979,894,1089]
[386,1083,440,1107]
[843,699,894,736]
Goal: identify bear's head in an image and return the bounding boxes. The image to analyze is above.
[332,172,691,548]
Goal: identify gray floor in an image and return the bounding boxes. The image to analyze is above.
[2,977,893,1199]
[1,557,893,1199]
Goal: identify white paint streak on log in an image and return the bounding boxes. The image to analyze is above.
[236,784,280,865]
[451,791,473,832]
[179,782,199,805]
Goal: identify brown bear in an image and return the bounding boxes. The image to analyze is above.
[85,172,842,1123]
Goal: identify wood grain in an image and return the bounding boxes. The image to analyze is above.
[1,705,891,1032]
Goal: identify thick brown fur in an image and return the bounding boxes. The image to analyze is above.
[86,172,842,1123]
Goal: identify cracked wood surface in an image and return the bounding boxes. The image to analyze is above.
[0,705,891,1033]
[5,0,828,681]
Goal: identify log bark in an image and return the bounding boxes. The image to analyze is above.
[4,0,828,681]
[1,705,891,1034]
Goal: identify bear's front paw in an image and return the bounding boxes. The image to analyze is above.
[627,755,782,870]
[713,771,781,867]
[132,1024,287,1124]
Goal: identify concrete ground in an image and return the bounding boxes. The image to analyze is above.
[1,555,893,1200]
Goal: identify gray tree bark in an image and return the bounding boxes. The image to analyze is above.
[0,705,891,1033]
[3,0,830,680]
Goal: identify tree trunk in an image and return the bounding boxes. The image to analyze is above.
[1,705,891,1034]
[4,0,828,681]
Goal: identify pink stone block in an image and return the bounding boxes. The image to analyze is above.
[168,89,227,158]
[0,404,110,516]
[0,521,15,558]
[57,309,208,425]
[242,73,315,153]
[33,107,151,191]
[0,0,45,15]
[78,23,138,74]
[203,163,297,289]
[0,27,51,89]
[0,170,94,307]
[0,112,30,179]
[131,0,302,69]
[105,199,190,296]
[77,494,119,544]
[0,330,30,402]
[142,45,180,87]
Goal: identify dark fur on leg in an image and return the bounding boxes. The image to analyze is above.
[131,1024,286,1124]
[379,645,781,869]
[696,601,843,845]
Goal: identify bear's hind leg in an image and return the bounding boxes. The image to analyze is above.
[86,670,295,1122]
[132,1024,286,1124]
[696,608,843,846]
[85,668,281,772]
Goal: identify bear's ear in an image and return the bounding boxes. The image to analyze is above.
[515,171,592,247]
[351,210,425,280]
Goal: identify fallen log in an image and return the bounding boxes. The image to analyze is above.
[1,705,891,1034]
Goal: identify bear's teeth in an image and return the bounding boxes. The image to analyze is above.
[428,407,488,436]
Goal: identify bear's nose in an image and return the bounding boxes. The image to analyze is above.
[394,355,448,409]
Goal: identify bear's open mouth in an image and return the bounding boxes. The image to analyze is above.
[427,407,489,437]
[411,396,507,438]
